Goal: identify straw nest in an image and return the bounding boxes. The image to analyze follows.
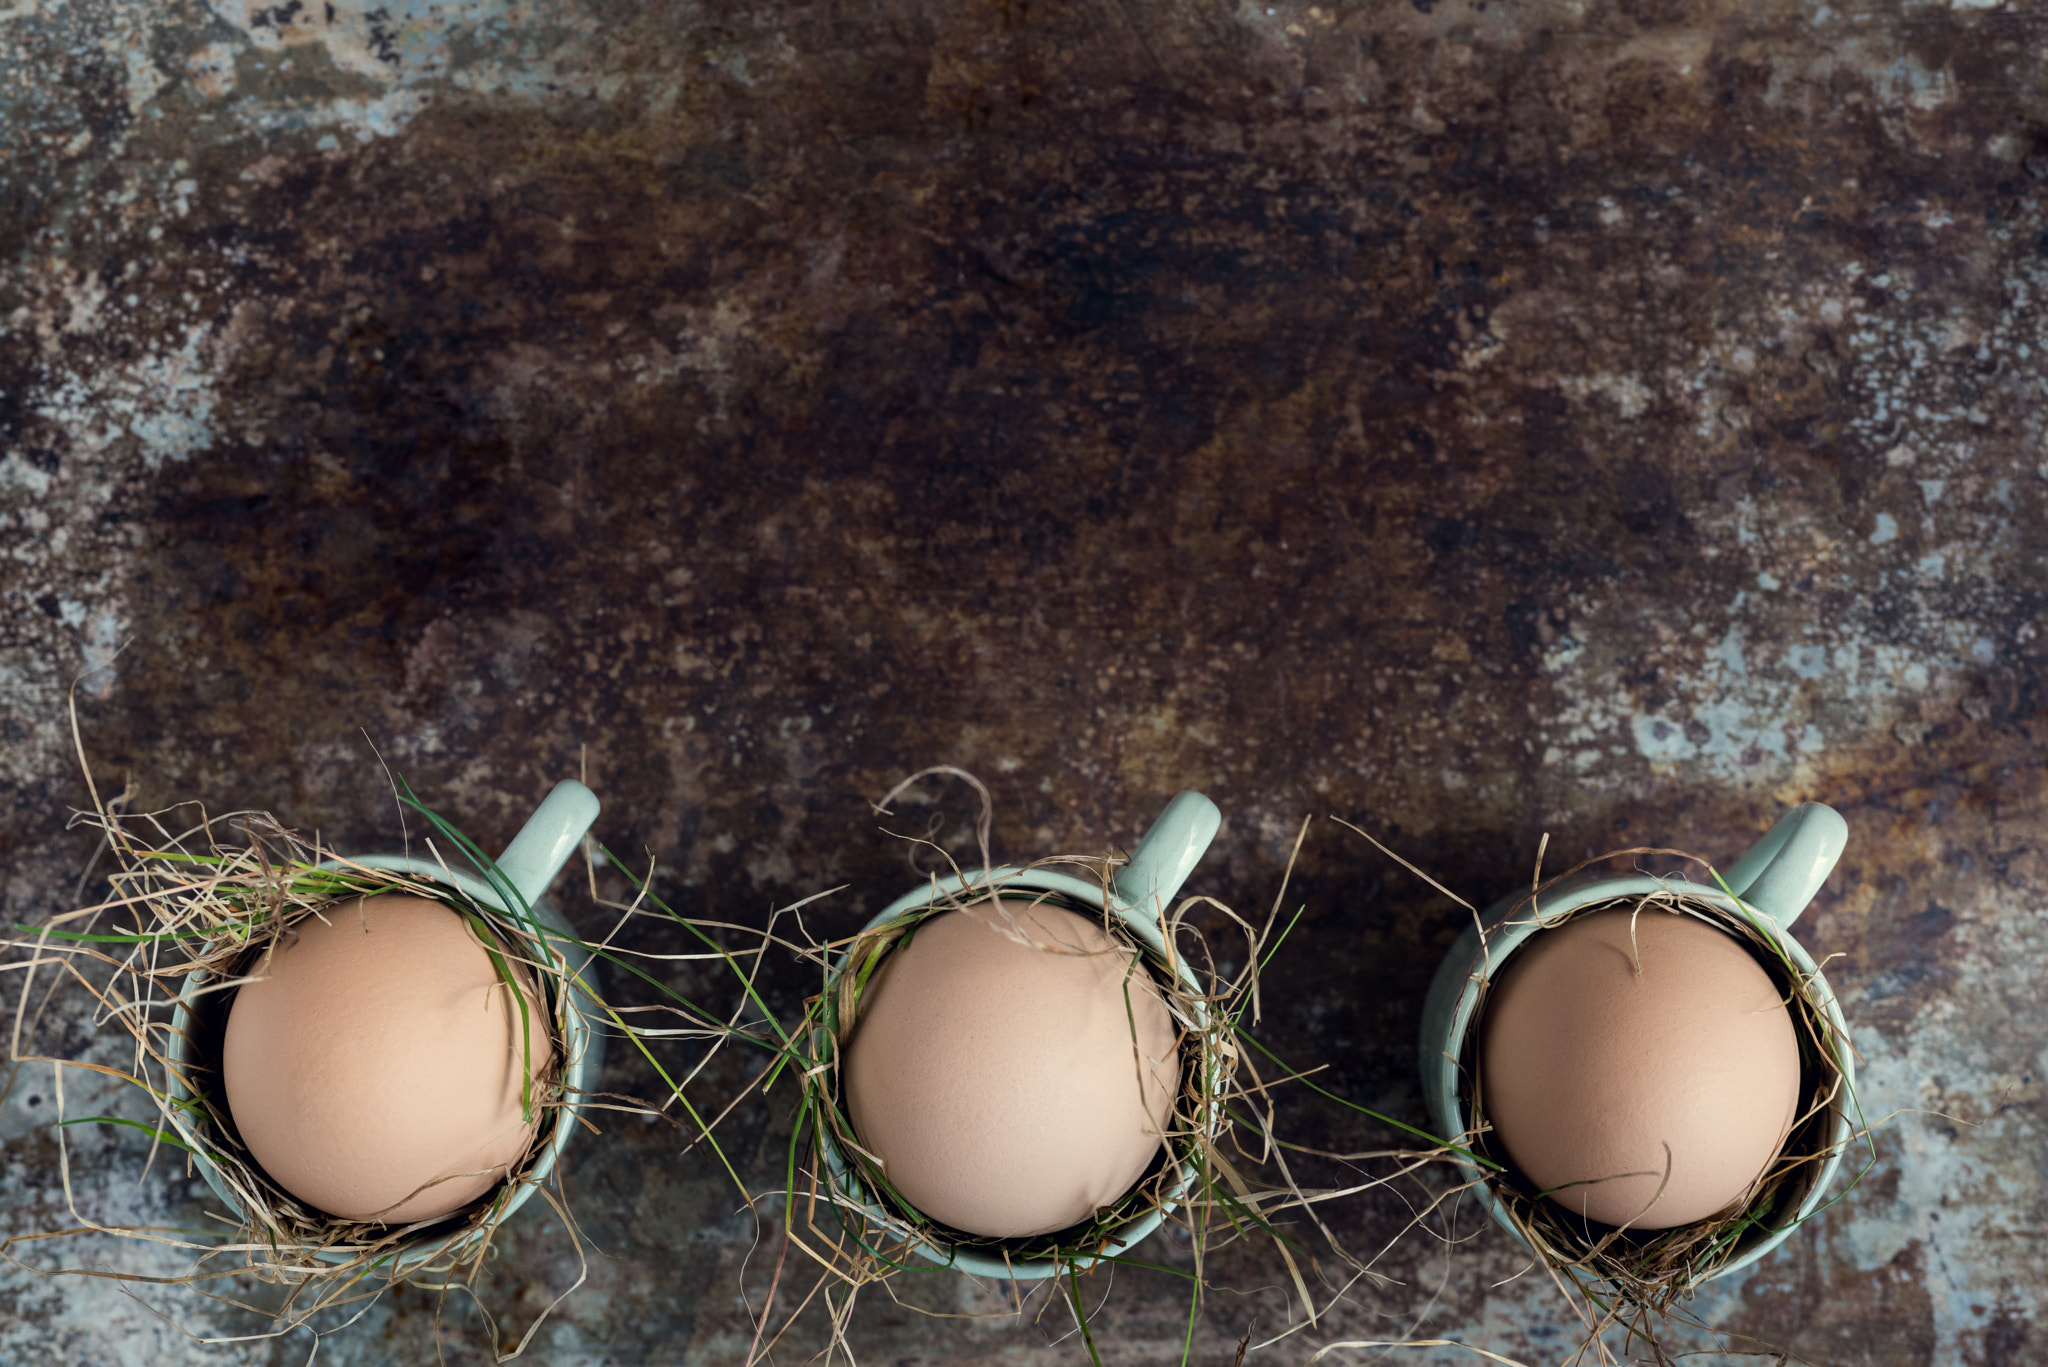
[609,770,1493,1366]
[809,867,1233,1271]
[1453,852,1868,1346]
[0,735,633,1357]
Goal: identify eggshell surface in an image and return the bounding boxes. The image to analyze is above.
[842,898,1180,1238]
[222,893,552,1224]
[1479,908,1801,1229]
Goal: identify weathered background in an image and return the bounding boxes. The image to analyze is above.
[3,0,2044,1362]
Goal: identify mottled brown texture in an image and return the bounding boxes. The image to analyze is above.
[3,0,2046,1362]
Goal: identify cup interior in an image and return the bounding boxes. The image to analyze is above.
[816,866,1211,1280]
[164,865,599,1272]
[1450,889,1855,1279]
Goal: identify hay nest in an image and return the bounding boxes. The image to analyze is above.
[605,769,1446,1365]
[808,866,1236,1274]
[0,730,635,1358]
[1454,855,1866,1336]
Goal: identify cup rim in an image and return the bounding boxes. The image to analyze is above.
[815,864,1208,1281]
[162,857,600,1274]
[1432,873,1857,1281]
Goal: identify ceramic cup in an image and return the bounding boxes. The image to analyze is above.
[821,789,1224,1280]
[165,779,605,1272]
[1418,801,1855,1279]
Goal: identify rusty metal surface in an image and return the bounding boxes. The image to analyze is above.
[3,0,2045,1362]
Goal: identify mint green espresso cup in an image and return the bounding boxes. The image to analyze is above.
[165,779,605,1273]
[820,789,1224,1281]
[1417,802,1855,1279]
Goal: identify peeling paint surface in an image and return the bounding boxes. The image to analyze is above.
[3,0,2045,1363]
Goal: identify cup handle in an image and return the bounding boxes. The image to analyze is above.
[1715,801,1848,930]
[1109,791,1222,927]
[494,780,602,911]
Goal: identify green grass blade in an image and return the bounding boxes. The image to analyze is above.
[1068,1263,1107,1367]
[598,842,798,1052]
[56,1116,199,1155]
[1233,1027,1503,1170]
[462,910,536,1124]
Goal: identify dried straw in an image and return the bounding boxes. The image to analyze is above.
[1449,852,1872,1363]
[589,770,1485,1367]
[0,705,695,1360]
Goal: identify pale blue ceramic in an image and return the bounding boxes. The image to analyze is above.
[165,780,604,1273]
[1418,801,1854,1279]
[822,790,1223,1281]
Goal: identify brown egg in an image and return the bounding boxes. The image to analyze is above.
[222,893,552,1224]
[842,898,1180,1238]
[1479,908,1801,1229]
